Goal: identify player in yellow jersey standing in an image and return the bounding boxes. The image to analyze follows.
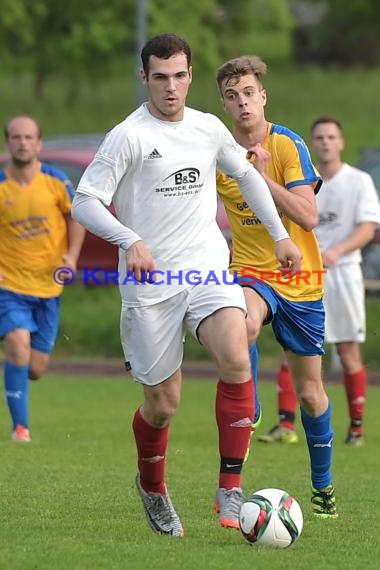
[216,56,337,517]
[0,116,85,441]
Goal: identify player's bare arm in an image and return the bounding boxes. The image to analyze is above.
[268,184,318,232]
[126,240,156,282]
[63,217,86,272]
[249,144,317,232]
[322,221,377,267]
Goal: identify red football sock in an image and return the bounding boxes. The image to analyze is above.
[216,379,254,489]
[132,408,168,494]
[277,362,297,430]
[344,368,367,434]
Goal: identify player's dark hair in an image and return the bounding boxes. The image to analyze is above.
[141,33,191,75]
[216,55,267,93]
[311,116,343,135]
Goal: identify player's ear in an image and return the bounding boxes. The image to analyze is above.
[188,66,193,85]
[140,68,147,85]
[261,88,267,107]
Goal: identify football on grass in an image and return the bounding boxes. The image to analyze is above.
[239,488,303,548]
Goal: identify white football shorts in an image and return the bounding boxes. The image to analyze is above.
[120,282,246,385]
[323,263,365,343]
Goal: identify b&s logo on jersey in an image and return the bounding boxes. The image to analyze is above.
[156,168,202,197]
[318,211,337,225]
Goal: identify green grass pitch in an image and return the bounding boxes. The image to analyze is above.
[1,375,380,570]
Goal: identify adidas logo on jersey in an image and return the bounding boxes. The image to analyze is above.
[147,148,162,159]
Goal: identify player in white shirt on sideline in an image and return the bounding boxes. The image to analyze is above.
[260,116,380,447]
[313,116,380,445]
[72,33,302,537]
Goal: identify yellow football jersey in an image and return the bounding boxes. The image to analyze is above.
[217,123,324,301]
[0,163,74,297]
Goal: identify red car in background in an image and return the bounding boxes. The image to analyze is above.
[0,134,231,276]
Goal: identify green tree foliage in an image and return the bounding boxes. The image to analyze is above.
[0,0,134,99]
[148,0,294,70]
[0,0,294,101]
[213,0,294,64]
[149,0,220,72]
[292,0,380,65]
[322,0,380,64]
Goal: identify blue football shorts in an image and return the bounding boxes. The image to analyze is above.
[0,288,61,354]
[237,277,325,356]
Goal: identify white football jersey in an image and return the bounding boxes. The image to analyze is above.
[77,104,257,305]
[315,163,380,265]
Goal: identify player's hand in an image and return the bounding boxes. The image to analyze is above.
[126,240,156,282]
[247,143,271,175]
[321,249,340,268]
[275,238,303,275]
[62,253,77,274]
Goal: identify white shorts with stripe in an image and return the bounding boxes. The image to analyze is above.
[120,283,246,386]
[324,263,365,343]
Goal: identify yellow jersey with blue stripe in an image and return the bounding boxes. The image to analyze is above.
[217,123,324,301]
[0,163,74,297]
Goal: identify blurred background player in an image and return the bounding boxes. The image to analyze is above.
[216,56,338,517]
[260,116,380,446]
[0,116,85,442]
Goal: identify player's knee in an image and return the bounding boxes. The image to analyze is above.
[148,406,176,428]
[5,331,30,365]
[29,361,48,379]
[145,393,180,428]
[6,346,30,366]
[29,358,49,379]
[299,385,327,415]
[219,351,251,380]
[29,368,44,380]
[29,352,50,380]
[245,315,262,343]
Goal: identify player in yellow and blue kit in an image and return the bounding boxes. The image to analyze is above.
[0,116,85,441]
[216,56,337,517]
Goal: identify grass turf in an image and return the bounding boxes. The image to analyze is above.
[1,376,380,570]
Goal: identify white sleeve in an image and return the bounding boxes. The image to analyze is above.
[236,168,289,242]
[76,124,132,206]
[72,193,141,251]
[356,172,380,225]
[215,117,289,242]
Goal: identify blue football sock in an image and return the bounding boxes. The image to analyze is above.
[4,361,29,429]
[301,403,333,489]
[249,343,261,422]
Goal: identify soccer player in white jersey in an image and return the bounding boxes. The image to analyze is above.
[263,117,380,447]
[313,117,380,445]
[71,33,302,537]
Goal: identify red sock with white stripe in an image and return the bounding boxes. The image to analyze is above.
[344,368,367,435]
[132,408,168,494]
[216,379,254,489]
[277,362,297,430]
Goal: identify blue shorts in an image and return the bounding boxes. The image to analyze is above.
[237,278,325,356]
[0,289,61,354]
